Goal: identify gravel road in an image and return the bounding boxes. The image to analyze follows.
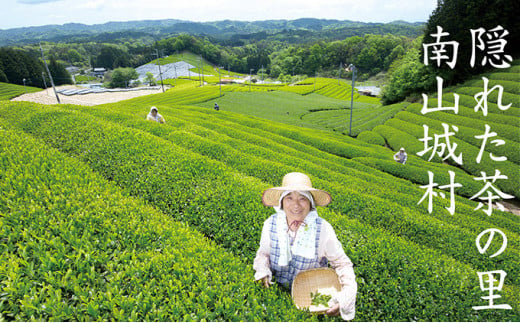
[11,85,165,106]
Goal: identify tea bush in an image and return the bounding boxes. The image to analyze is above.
[383,117,520,197]
[2,106,519,321]
[1,65,519,321]
[433,95,519,125]
[0,82,41,100]
[487,72,520,82]
[406,103,520,142]
[393,110,520,164]
[455,87,519,115]
[0,127,310,321]
[314,79,357,100]
[463,79,518,94]
[300,101,404,135]
[356,130,386,146]
[1,101,518,287]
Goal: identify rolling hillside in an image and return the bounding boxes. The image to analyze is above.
[120,76,390,136]
[0,19,424,46]
[0,62,519,321]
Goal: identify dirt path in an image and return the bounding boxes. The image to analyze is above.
[11,85,165,106]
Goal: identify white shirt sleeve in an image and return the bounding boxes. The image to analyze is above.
[253,217,273,281]
[319,220,357,321]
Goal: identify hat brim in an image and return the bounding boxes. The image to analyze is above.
[262,186,332,207]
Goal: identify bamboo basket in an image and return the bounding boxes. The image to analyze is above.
[291,267,341,314]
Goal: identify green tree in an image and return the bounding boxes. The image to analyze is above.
[356,47,379,73]
[381,41,435,104]
[302,43,324,74]
[96,45,131,69]
[67,49,82,64]
[423,0,519,84]
[109,67,138,88]
[144,72,156,86]
[48,56,73,85]
[386,45,406,67]
[0,68,7,83]
[0,47,46,87]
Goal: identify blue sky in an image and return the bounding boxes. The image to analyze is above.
[1,0,437,29]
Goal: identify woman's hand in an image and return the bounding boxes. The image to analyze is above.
[326,303,340,317]
[261,276,271,288]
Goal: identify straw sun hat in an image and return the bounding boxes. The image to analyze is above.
[262,172,332,207]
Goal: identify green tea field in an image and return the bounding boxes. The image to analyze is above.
[0,82,41,100]
[0,61,519,321]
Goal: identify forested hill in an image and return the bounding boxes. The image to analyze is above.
[0,18,424,46]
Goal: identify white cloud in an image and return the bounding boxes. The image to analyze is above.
[77,0,105,10]
[2,0,438,29]
[17,0,61,4]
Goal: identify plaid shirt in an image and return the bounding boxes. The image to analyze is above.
[269,214,328,289]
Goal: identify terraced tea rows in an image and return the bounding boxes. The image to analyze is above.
[1,99,518,321]
[300,102,407,135]
[1,60,519,321]
[0,82,40,100]
[373,64,520,198]
[0,124,308,321]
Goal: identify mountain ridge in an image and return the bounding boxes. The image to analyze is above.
[0,18,424,46]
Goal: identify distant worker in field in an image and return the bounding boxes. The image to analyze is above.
[394,147,407,164]
[146,106,165,124]
[254,172,357,320]
[214,102,220,111]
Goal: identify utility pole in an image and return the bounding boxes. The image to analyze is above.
[39,42,60,104]
[153,49,165,93]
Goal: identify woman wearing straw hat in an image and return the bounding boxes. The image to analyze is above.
[254,172,357,320]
